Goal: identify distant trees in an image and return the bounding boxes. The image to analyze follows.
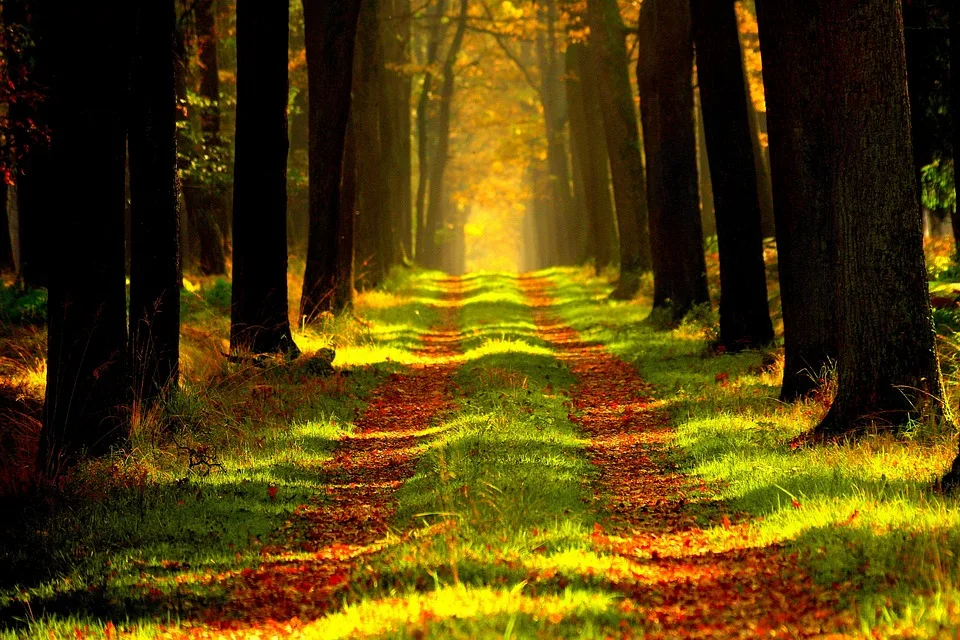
[586,0,650,299]
[229,0,297,355]
[691,0,772,350]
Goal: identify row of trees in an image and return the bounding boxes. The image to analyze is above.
[1,0,959,487]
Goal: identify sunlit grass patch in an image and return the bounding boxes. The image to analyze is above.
[546,265,960,635]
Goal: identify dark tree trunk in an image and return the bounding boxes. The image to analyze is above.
[947,4,960,491]
[335,118,358,313]
[744,77,776,239]
[6,0,50,288]
[229,0,297,355]
[586,0,650,298]
[754,0,837,400]
[637,0,664,305]
[300,2,361,321]
[381,0,412,263]
[38,2,131,471]
[414,0,448,261]
[812,1,947,439]
[646,0,708,319]
[422,0,468,272]
[0,179,11,272]
[570,42,617,272]
[129,0,180,406]
[353,0,389,288]
[691,0,772,350]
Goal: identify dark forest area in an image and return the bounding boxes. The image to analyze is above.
[0,0,959,637]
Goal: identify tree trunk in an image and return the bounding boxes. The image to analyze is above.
[229,0,297,355]
[637,0,664,305]
[414,0,448,261]
[754,0,837,400]
[353,0,389,288]
[422,0,468,272]
[564,44,593,266]
[381,0,412,263]
[300,2,362,321]
[38,2,131,471]
[812,1,948,439]
[0,179,11,272]
[129,0,180,407]
[536,0,575,266]
[570,42,617,272]
[335,118,358,314]
[744,74,776,239]
[692,0,772,350]
[586,0,650,298]
[645,0,708,319]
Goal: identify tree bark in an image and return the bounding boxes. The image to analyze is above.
[692,0,772,350]
[129,0,180,406]
[0,179,11,272]
[335,118,358,313]
[645,0,708,319]
[353,0,389,287]
[744,76,776,239]
[422,0,468,272]
[637,0,664,305]
[299,2,362,321]
[565,43,605,269]
[229,0,297,355]
[572,42,617,272]
[812,1,948,439]
[38,2,131,471]
[754,0,837,400]
[586,0,650,298]
[381,0,412,263]
[695,89,716,237]
[414,0,448,261]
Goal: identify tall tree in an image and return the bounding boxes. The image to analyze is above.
[811,1,948,438]
[129,0,180,406]
[381,0,413,262]
[230,0,297,355]
[353,0,390,287]
[691,0,772,350]
[335,118,358,313]
[535,0,576,265]
[642,0,708,318]
[421,0,468,271]
[754,0,836,400]
[566,41,616,273]
[414,0,448,261]
[586,0,650,298]
[299,2,362,321]
[0,179,11,272]
[38,2,132,470]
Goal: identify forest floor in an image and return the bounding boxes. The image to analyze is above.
[2,255,960,638]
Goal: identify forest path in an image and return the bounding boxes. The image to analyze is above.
[196,278,465,635]
[519,275,858,639]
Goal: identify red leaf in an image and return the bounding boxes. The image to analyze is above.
[268,485,278,501]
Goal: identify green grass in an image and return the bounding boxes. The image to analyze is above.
[547,267,960,637]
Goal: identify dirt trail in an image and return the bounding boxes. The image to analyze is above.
[519,276,858,639]
[198,278,464,635]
